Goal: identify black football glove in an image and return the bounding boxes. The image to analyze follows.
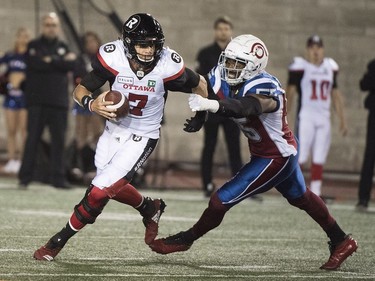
[183,111,208,132]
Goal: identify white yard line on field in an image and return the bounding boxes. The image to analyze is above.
[0,249,29,252]
[0,272,374,279]
[9,209,197,222]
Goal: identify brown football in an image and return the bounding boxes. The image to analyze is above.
[103,90,129,118]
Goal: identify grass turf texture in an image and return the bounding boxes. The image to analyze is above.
[0,177,374,281]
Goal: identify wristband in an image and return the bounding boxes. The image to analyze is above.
[81,95,94,111]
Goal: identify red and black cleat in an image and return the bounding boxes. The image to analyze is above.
[320,235,358,270]
[142,198,166,245]
[34,245,62,261]
[33,238,64,261]
[149,231,193,254]
[34,233,66,261]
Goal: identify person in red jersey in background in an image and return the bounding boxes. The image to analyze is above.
[150,34,357,271]
[33,13,208,261]
[286,35,348,199]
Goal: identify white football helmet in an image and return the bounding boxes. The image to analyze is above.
[218,34,269,85]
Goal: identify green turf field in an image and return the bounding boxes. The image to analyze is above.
[0,177,374,281]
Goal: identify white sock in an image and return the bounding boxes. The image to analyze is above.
[310,180,322,196]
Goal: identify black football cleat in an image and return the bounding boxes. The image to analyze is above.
[142,198,166,245]
[149,231,193,254]
[320,235,358,270]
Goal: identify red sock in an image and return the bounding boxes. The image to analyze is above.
[311,163,323,181]
[191,193,229,239]
[288,189,335,231]
[112,183,143,208]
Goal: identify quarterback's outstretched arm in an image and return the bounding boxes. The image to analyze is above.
[165,67,208,98]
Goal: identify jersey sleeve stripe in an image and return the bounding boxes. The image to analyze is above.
[163,66,185,83]
[97,52,119,76]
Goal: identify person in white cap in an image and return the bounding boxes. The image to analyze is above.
[286,35,348,199]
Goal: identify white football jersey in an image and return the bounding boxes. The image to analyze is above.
[288,57,338,119]
[97,40,185,139]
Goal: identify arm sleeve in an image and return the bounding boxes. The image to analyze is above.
[80,71,108,93]
[287,71,303,86]
[216,95,263,118]
[164,67,200,93]
[80,53,115,92]
[332,71,338,89]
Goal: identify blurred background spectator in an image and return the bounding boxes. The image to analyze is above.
[0,27,30,175]
[67,31,105,184]
[356,58,375,212]
[195,16,243,197]
[286,35,347,200]
[18,12,76,189]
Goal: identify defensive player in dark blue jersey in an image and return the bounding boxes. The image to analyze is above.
[150,34,358,271]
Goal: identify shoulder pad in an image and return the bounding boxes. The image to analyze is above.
[98,40,123,70]
[243,72,285,97]
[288,56,306,71]
[158,47,185,80]
[326,58,339,72]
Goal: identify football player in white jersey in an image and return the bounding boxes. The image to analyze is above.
[150,35,357,270]
[33,13,208,261]
[286,35,348,197]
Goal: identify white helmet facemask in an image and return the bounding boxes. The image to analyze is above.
[218,34,269,85]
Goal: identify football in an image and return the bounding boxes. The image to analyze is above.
[103,90,129,118]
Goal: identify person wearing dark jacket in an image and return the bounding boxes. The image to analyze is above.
[195,16,243,197]
[356,59,375,212]
[18,12,76,188]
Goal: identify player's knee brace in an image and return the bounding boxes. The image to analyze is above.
[74,185,109,224]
